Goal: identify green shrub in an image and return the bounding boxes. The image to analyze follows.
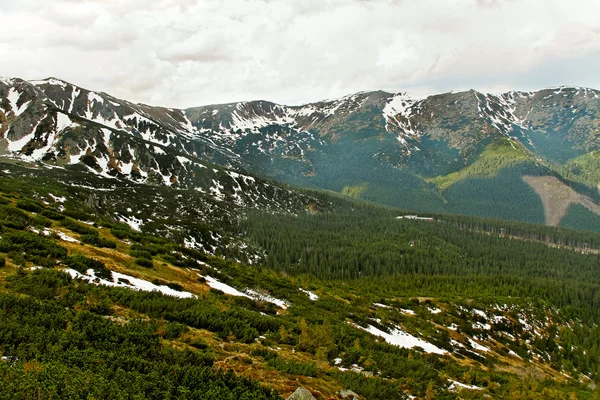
[163,321,188,339]
[189,337,209,350]
[81,234,117,249]
[131,242,167,256]
[130,249,153,259]
[110,227,144,242]
[65,254,112,280]
[149,279,185,292]
[30,214,52,228]
[62,209,94,221]
[16,200,42,213]
[60,219,98,236]
[251,348,277,358]
[41,209,65,220]
[111,228,129,239]
[2,215,27,230]
[0,230,67,264]
[0,205,30,229]
[166,282,184,292]
[0,257,5,267]
[265,356,317,377]
[135,257,153,268]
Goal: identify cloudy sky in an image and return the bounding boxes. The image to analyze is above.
[0,0,599,108]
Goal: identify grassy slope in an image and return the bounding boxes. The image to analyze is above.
[0,180,599,398]
[428,138,534,191]
[557,151,600,188]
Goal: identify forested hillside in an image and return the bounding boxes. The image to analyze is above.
[1,167,600,399]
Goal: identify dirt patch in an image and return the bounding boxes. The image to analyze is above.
[305,201,319,214]
[523,175,600,226]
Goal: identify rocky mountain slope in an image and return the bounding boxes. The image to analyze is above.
[2,77,600,229]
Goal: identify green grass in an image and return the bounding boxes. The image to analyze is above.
[429,138,535,191]
[341,182,368,197]
[558,151,600,188]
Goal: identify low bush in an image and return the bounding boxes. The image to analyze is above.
[134,257,153,268]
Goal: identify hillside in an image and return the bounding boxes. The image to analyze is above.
[1,76,600,397]
[1,77,600,230]
[1,164,600,398]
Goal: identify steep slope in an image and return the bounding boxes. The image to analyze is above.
[1,182,600,399]
[2,77,600,229]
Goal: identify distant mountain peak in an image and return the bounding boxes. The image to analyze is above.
[1,75,600,229]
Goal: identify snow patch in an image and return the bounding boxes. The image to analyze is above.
[354,323,447,354]
[202,274,289,309]
[203,274,252,298]
[7,88,30,116]
[246,288,289,309]
[101,128,112,147]
[49,193,66,203]
[299,288,319,300]
[449,380,483,392]
[65,268,195,298]
[116,214,143,231]
[382,93,427,149]
[55,231,79,243]
[31,78,68,88]
[153,146,166,155]
[184,236,202,250]
[6,121,39,152]
[88,92,104,105]
[373,302,391,309]
[468,337,490,352]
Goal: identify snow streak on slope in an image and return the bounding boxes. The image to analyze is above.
[354,322,447,354]
[229,102,294,133]
[382,93,428,153]
[201,274,289,309]
[6,88,30,116]
[474,91,535,135]
[65,268,196,298]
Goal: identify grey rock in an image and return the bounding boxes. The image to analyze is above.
[338,389,359,399]
[286,386,316,400]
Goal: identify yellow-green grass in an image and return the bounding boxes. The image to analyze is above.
[429,138,534,191]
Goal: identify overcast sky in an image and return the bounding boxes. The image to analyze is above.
[0,0,599,108]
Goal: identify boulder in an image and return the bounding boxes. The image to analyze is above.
[286,387,316,400]
[338,389,359,399]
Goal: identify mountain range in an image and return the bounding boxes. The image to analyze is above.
[2,77,600,231]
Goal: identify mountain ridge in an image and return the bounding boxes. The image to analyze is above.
[2,76,600,230]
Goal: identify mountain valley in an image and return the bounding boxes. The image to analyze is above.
[1,77,600,399]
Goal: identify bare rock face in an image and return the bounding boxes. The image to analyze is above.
[286,387,316,400]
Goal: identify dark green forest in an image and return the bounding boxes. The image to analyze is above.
[0,169,600,399]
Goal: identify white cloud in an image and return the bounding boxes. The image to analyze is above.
[0,0,599,108]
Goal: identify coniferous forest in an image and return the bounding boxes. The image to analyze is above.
[0,165,599,400]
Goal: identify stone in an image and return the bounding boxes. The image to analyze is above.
[286,386,316,400]
[338,389,359,399]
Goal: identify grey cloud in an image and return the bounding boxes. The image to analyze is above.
[0,0,599,108]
